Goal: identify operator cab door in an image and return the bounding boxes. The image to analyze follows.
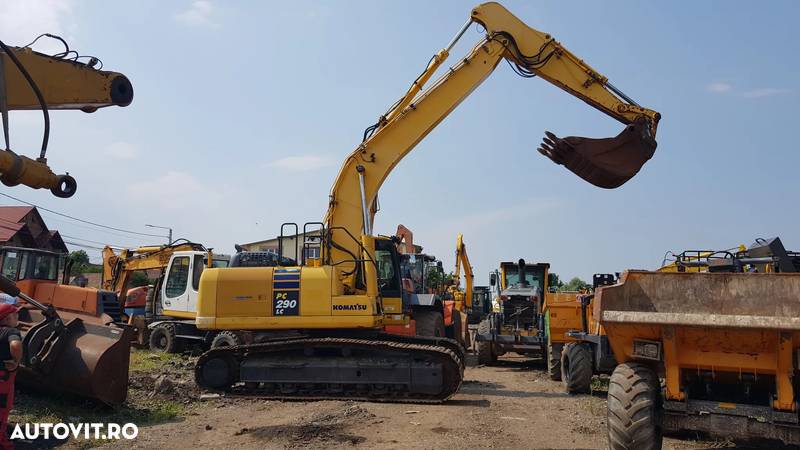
[374,239,403,315]
[162,253,204,314]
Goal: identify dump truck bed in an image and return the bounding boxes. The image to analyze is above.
[597,270,800,444]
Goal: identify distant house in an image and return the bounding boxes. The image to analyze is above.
[0,206,68,253]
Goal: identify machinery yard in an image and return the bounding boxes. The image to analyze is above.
[10,350,737,449]
[0,1,797,449]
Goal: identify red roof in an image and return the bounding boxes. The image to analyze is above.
[0,222,24,241]
[0,206,33,224]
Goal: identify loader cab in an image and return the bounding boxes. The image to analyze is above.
[0,247,62,296]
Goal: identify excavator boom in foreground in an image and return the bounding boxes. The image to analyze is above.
[194,2,660,402]
[0,38,133,197]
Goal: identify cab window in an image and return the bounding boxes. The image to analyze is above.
[165,256,190,298]
[1,251,19,279]
[374,240,400,297]
[192,254,205,291]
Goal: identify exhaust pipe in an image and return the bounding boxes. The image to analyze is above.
[517,259,527,287]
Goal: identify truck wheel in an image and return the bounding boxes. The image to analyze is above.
[547,340,563,381]
[149,323,184,353]
[476,318,497,365]
[608,363,663,450]
[211,331,244,348]
[415,310,446,338]
[562,343,592,394]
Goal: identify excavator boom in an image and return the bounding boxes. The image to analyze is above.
[0,42,134,197]
[325,2,660,276]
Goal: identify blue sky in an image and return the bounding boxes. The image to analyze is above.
[2,0,798,284]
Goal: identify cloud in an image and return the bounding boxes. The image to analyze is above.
[105,142,139,160]
[706,82,732,94]
[741,88,792,99]
[266,155,334,172]
[175,1,219,28]
[0,0,76,53]
[125,171,221,211]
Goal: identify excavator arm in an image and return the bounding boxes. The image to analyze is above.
[454,233,474,310]
[324,2,660,280]
[0,41,134,197]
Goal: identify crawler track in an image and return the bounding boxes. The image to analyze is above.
[195,333,464,404]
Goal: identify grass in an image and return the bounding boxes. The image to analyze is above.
[9,349,190,448]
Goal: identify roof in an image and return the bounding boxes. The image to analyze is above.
[0,206,34,224]
[0,222,24,242]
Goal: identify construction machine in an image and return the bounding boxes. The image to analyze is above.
[0,246,133,404]
[101,242,230,351]
[193,1,660,402]
[0,37,133,197]
[476,259,551,364]
[590,237,800,448]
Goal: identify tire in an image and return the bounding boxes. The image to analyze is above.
[476,318,497,365]
[415,310,446,338]
[608,363,663,450]
[211,330,244,348]
[149,323,184,353]
[562,343,593,394]
[547,340,564,381]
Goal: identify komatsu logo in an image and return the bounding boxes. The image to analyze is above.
[333,304,367,311]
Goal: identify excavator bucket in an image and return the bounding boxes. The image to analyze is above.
[19,309,133,405]
[538,118,657,189]
[0,275,133,404]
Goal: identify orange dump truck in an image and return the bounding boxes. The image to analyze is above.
[599,270,800,447]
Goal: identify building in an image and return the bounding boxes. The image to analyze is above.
[0,206,68,253]
[239,229,322,262]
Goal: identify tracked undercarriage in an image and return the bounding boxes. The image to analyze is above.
[195,332,464,403]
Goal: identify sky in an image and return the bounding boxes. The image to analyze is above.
[1,0,798,285]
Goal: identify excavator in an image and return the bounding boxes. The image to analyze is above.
[446,233,474,346]
[0,36,133,197]
[102,242,230,351]
[0,37,134,403]
[193,2,660,402]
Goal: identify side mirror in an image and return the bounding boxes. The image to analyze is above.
[490,273,496,286]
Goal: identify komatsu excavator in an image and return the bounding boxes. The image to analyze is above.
[194,2,660,402]
[0,37,133,197]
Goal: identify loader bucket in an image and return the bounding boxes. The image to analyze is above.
[538,118,657,189]
[18,308,133,405]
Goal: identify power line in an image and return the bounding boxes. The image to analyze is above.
[0,192,166,238]
[60,234,126,250]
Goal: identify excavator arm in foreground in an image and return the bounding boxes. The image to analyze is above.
[0,41,133,197]
[324,2,660,280]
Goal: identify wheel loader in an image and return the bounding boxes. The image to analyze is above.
[192,1,660,403]
[599,237,800,448]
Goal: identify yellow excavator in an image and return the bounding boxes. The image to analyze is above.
[0,36,133,197]
[447,233,474,346]
[193,2,660,402]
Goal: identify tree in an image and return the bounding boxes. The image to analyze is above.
[561,277,590,292]
[69,250,91,273]
[130,271,152,288]
[548,272,564,291]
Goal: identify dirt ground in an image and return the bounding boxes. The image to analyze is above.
[90,353,735,450]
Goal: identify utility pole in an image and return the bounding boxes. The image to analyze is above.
[145,224,173,245]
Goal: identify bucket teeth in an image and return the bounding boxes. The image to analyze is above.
[538,119,657,189]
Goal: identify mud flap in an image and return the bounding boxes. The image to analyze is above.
[538,118,657,189]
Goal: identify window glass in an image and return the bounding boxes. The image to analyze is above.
[192,254,205,291]
[211,259,229,268]
[375,249,399,292]
[505,268,544,291]
[29,253,58,280]
[17,252,29,280]
[165,256,190,298]
[1,251,18,279]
